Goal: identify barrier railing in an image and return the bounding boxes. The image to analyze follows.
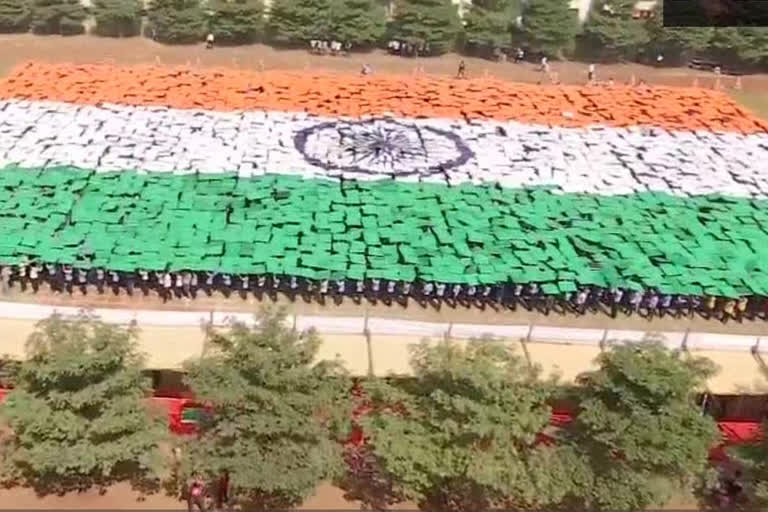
[0,301,764,353]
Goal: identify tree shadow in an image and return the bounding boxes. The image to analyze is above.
[335,444,403,511]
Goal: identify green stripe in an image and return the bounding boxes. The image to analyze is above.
[1,165,767,297]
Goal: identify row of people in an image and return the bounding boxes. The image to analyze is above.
[0,264,763,321]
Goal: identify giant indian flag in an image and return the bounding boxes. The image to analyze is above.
[0,61,767,297]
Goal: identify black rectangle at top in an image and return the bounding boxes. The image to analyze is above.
[663,0,768,27]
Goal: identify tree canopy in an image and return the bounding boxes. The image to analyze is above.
[268,0,385,46]
[582,0,648,60]
[147,0,207,44]
[267,0,331,43]
[388,0,461,55]
[208,0,264,45]
[92,0,143,37]
[177,306,352,509]
[0,0,31,33]
[359,339,581,511]
[462,0,519,53]
[563,341,720,511]
[29,0,86,35]
[520,0,579,58]
[0,314,166,495]
[328,0,387,47]
[643,3,713,64]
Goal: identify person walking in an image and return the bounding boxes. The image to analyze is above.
[588,63,596,82]
[206,33,215,49]
[457,60,466,79]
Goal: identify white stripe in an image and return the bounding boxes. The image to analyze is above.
[1,99,768,197]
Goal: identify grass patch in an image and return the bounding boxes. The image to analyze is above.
[731,91,768,120]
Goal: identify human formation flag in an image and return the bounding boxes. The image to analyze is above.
[0,62,767,297]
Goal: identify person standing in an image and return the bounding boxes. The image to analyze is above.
[215,470,230,511]
[457,60,466,79]
[206,33,215,49]
[188,474,207,512]
[588,63,596,82]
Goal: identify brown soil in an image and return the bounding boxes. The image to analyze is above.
[0,482,374,510]
[0,33,763,93]
[3,284,768,336]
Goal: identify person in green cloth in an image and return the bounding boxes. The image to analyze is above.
[0,265,10,296]
[220,273,232,298]
[702,294,718,320]
[45,263,61,293]
[353,278,365,305]
[333,278,346,306]
[396,280,410,307]
[108,269,121,296]
[137,269,151,296]
[722,298,736,324]
[610,287,624,318]
[76,267,88,295]
[63,264,74,295]
[736,296,749,322]
[238,274,249,300]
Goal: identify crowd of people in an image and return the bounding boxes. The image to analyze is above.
[1,262,764,322]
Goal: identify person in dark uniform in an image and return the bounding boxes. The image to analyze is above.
[457,60,466,79]
[215,470,230,511]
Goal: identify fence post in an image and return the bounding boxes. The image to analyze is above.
[363,310,374,377]
[520,324,534,369]
[599,328,608,351]
[752,337,761,356]
[682,328,690,351]
[445,322,453,341]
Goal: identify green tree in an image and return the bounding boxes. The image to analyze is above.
[268,0,384,46]
[644,2,712,64]
[0,314,166,495]
[178,306,352,509]
[29,0,86,35]
[463,0,519,55]
[267,0,331,43]
[147,0,207,44]
[359,339,580,511]
[0,0,31,33]
[563,341,720,511]
[209,0,264,45]
[389,0,461,55]
[328,0,386,47]
[582,0,648,60]
[520,0,579,58]
[92,0,142,37]
[722,28,768,65]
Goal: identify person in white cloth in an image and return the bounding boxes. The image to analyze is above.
[206,33,214,49]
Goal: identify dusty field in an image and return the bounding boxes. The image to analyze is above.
[0,33,763,94]
[0,482,378,510]
[3,285,768,336]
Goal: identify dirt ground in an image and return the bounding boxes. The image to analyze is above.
[0,33,764,94]
[4,284,768,336]
[0,482,379,510]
